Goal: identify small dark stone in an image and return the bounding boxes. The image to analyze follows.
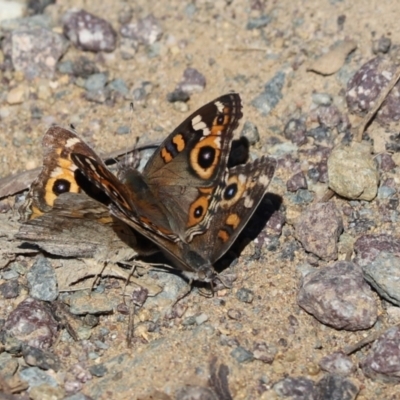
[83,314,99,328]
[28,0,55,15]
[27,256,58,301]
[236,288,254,303]
[89,363,108,377]
[166,90,190,103]
[273,376,315,398]
[62,9,117,52]
[176,67,206,94]
[120,14,163,45]
[240,121,260,145]
[373,36,392,55]
[69,56,100,78]
[0,280,20,299]
[284,118,307,145]
[253,342,277,363]
[315,105,343,128]
[252,71,285,116]
[287,172,307,192]
[376,153,396,172]
[314,374,359,400]
[230,346,254,363]
[246,15,272,30]
[175,385,217,400]
[306,125,331,143]
[22,344,61,371]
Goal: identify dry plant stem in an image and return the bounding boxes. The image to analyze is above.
[126,302,136,348]
[228,47,270,52]
[355,67,400,143]
[342,324,400,355]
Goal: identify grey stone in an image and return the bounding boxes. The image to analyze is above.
[362,251,400,306]
[27,256,58,301]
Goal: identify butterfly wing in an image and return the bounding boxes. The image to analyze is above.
[138,93,243,241]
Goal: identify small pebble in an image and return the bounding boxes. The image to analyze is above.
[283,118,307,145]
[319,351,355,376]
[27,256,58,301]
[372,36,391,54]
[314,374,359,400]
[246,15,272,30]
[0,280,20,299]
[176,67,206,94]
[120,14,163,45]
[274,377,315,398]
[286,172,307,192]
[84,73,108,92]
[89,364,108,377]
[251,71,285,116]
[312,93,333,106]
[240,121,260,145]
[236,288,254,303]
[230,346,254,363]
[166,89,190,103]
[328,142,379,201]
[22,345,61,371]
[19,366,58,389]
[62,9,117,52]
[195,313,208,325]
[116,125,130,135]
[7,85,26,104]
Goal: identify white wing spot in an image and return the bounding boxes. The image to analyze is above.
[244,195,254,208]
[66,137,81,148]
[192,115,210,135]
[214,101,224,113]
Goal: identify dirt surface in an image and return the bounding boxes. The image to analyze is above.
[1,0,400,399]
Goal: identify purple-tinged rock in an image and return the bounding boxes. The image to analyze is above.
[327,143,379,201]
[295,201,343,260]
[287,172,307,192]
[297,261,377,330]
[273,376,315,399]
[315,105,343,128]
[314,374,359,400]
[284,118,307,145]
[376,153,396,172]
[62,9,117,52]
[3,298,59,349]
[7,27,67,79]
[265,210,285,235]
[120,14,162,45]
[362,251,400,306]
[354,234,400,267]
[319,352,355,376]
[346,56,400,124]
[253,342,277,363]
[0,280,20,299]
[361,326,400,383]
[175,67,206,95]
